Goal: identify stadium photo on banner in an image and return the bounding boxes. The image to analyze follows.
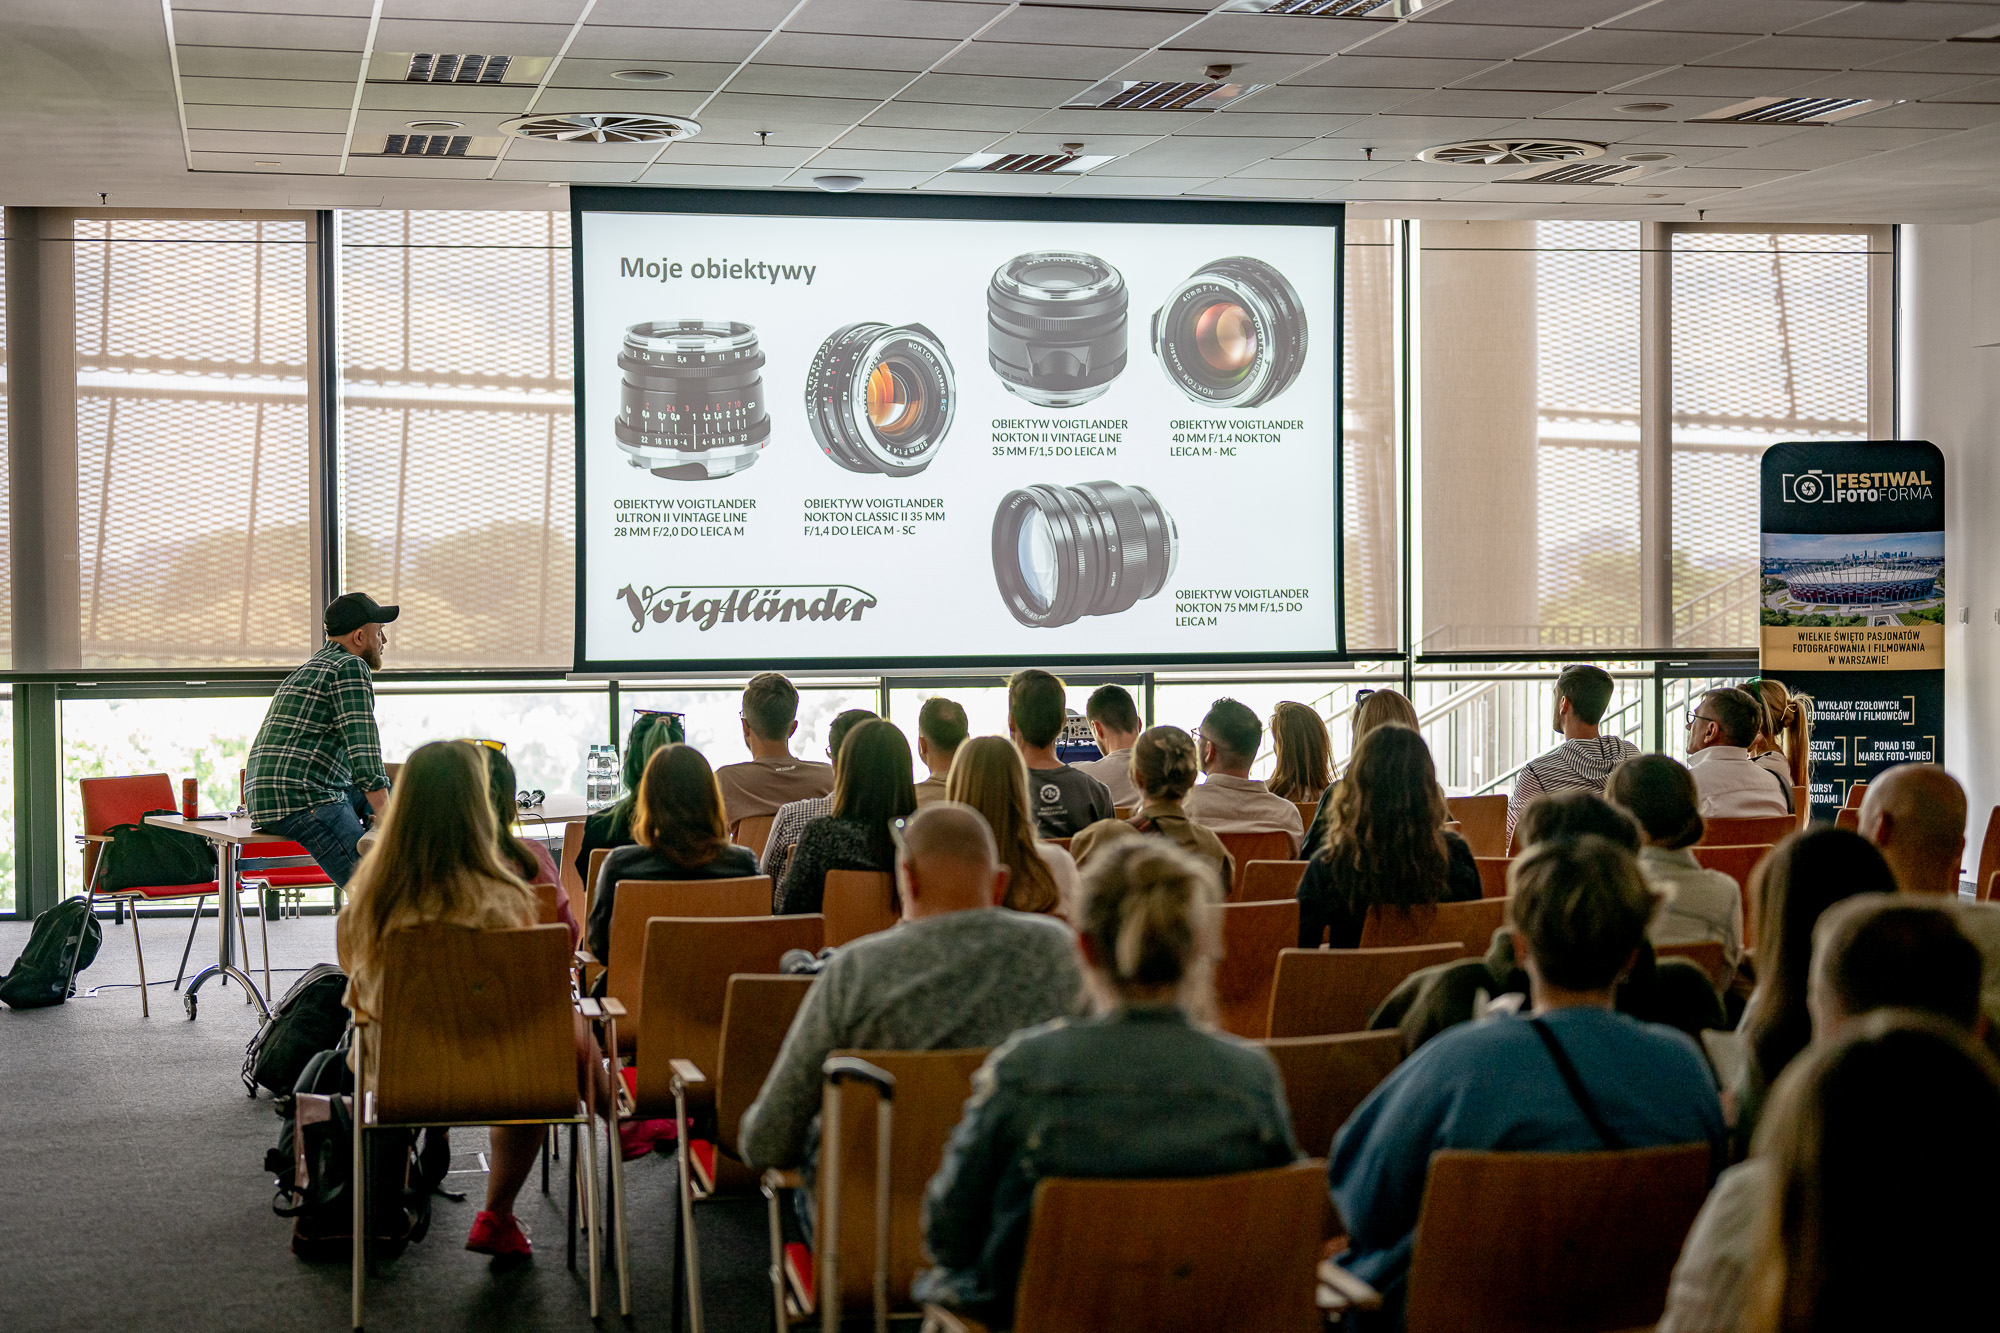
[1760,530,1946,629]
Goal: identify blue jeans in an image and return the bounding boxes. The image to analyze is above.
[266,792,368,888]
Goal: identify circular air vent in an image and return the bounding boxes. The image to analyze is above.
[501,112,700,144]
[1416,138,1605,166]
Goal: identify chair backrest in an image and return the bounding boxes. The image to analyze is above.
[585,846,612,928]
[559,821,586,906]
[1690,843,1772,892]
[1235,859,1308,903]
[531,883,561,925]
[632,915,825,1113]
[1292,800,1319,833]
[1256,1030,1403,1158]
[714,974,816,1159]
[1359,898,1508,959]
[1844,780,1868,808]
[1008,1164,1328,1333]
[1835,807,1860,832]
[823,869,900,947]
[1987,870,2000,905]
[1792,785,1809,827]
[819,1048,991,1316]
[1654,940,1730,989]
[79,773,179,889]
[1267,943,1465,1038]
[1217,832,1297,896]
[1474,856,1512,900]
[1698,814,1796,847]
[1046,837,1072,853]
[371,923,577,1125]
[1976,807,2000,904]
[1216,899,1302,1038]
[1403,1144,1713,1333]
[1113,806,1134,820]
[606,877,776,1027]
[1444,794,1509,859]
[734,812,777,858]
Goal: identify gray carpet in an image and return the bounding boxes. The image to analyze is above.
[0,911,777,1332]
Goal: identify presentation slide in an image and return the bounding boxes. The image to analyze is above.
[572,189,1341,672]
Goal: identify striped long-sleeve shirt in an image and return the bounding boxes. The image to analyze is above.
[1506,735,1641,845]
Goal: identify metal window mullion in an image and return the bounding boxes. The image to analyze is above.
[1640,221,1671,649]
[1398,219,1416,697]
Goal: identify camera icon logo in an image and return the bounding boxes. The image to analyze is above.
[1783,471,1834,504]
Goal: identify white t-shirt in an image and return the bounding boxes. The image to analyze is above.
[1036,841,1083,920]
[1072,748,1138,808]
[1686,746,1792,819]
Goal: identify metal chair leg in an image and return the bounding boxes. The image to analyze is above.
[174,895,208,988]
[232,881,254,1004]
[131,905,149,1018]
[352,1031,367,1330]
[606,1084,631,1317]
[566,1123,579,1273]
[675,1084,707,1333]
[764,1179,790,1332]
[254,880,272,999]
[581,1105,603,1320]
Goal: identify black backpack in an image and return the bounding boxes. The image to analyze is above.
[96,811,216,892]
[0,897,104,1009]
[243,964,351,1100]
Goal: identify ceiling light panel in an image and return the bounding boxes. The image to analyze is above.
[948,149,1120,174]
[1697,95,1891,124]
[1064,79,1271,111]
[366,51,550,84]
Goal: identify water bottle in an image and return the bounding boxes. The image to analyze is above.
[584,745,607,810]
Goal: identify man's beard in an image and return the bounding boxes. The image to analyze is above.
[361,643,383,670]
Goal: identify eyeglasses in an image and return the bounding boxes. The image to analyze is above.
[1685,710,1718,730]
[515,789,546,810]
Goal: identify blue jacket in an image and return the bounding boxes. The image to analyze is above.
[915,1005,1302,1329]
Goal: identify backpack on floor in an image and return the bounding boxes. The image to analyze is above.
[0,897,104,1010]
[242,964,350,1100]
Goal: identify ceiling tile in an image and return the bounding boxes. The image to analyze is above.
[915,173,1065,192]
[1161,14,1376,58]
[940,42,1144,79]
[689,119,843,148]
[180,75,357,108]
[1285,55,1503,87]
[1642,165,1810,186]
[1409,0,1639,24]
[1787,3,2000,41]
[1053,175,1212,196]
[782,167,936,188]
[1224,156,1370,180]
[1185,110,1359,136]
[802,147,967,170]
[899,72,1080,108]
[567,26,766,62]
[1333,113,1522,145]
[586,0,798,26]
[1704,129,1943,169]
[170,11,369,50]
[1862,42,2000,75]
[1253,84,1423,114]
[499,137,661,163]
[1788,69,1998,100]
[187,127,348,154]
[1536,94,1761,121]
[1610,66,1810,97]
[1500,118,1808,147]
[976,5,1194,47]
[522,89,707,114]
[346,157,505,178]
[1450,61,1675,93]
[1694,35,1936,70]
[1093,135,1310,175]
[379,0,597,17]
[752,32,962,71]
[637,163,802,187]
[174,45,362,80]
[1527,29,1754,65]
[1441,181,1611,203]
[1600,1,1851,35]
[1346,23,1567,60]
[701,92,886,127]
[1024,108,1219,134]
[788,0,1007,41]
[1360,159,1524,183]
[493,160,645,183]
[1378,88,1580,117]
[352,107,515,136]
[1188,177,1334,198]
[862,101,1043,132]
[731,65,912,100]
[1119,49,1327,83]
[546,59,736,93]
[175,0,375,14]
[356,84,534,112]
[1332,180,1470,199]
[184,103,353,132]
[188,150,343,174]
[652,141,823,167]
[1928,76,2000,103]
[838,125,1013,153]
[370,19,579,56]
[1575,184,1740,203]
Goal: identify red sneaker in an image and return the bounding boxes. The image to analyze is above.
[465,1209,532,1259]
[619,1117,677,1161]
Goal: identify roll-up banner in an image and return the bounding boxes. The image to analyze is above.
[1759,441,1945,812]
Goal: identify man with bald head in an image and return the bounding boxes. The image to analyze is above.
[740,802,1083,1236]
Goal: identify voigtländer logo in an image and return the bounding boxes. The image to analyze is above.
[618,584,879,633]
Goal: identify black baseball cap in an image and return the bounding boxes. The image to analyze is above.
[324,592,400,637]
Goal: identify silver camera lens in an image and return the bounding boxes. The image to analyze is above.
[805,321,956,477]
[992,480,1179,628]
[1150,257,1306,409]
[614,320,770,481]
[987,251,1129,409]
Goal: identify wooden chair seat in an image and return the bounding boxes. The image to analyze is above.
[1236,859,1309,903]
[1216,899,1302,1038]
[1257,1030,1403,1160]
[1359,898,1508,959]
[823,869,900,947]
[1218,832,1299,897]
[1267,943,1465,1038]
[1445,794,1508,859]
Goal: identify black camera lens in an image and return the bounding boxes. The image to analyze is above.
[991,481,1179,628]
[987,251,1128,409]
[614,321,770,480]
[1150,257,1307,409]
[805,322,956,477]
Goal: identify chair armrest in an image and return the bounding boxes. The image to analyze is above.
[669,1058,707,1090]
[575,997,603,1019]
[573,949,598,970]
[761,1167,803,1192]
[919,1305,991,1333]
[75,833,114,844]
[597,996,626,1019]
[1315,1259,1383,1313]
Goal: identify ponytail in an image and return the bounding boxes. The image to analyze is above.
[1756,680,1815,787]
[1078,839,1219,1004]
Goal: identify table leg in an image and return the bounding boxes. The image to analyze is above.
[184,843,271,1022]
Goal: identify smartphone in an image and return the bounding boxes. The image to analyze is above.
[184,813,230,822]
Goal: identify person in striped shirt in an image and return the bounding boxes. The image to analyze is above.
[1506,664,1639,847]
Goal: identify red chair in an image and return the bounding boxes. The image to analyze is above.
[235,769,338,996]
[78,774,226,1018]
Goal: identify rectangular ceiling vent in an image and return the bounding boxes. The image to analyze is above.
[1225,0,1425,15]
[1516,161,1641,185]
[1064,79,1269,112]
[355,134,503,160]
[408,54,511,84]
[950,150,1118,175]
[1699,96,1887,125]
[366,52,550,85]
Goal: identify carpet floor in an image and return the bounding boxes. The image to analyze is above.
[0,911,779,1333]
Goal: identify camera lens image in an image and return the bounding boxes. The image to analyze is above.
[987,251,1128,409]
[1150,257,1307,409]
[614,321,770,480]
[992,481,1179,629]
[806,322,956,477]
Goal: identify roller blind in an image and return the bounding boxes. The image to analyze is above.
[1344,218,1399,653]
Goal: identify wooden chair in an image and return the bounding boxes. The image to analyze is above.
[1397,1145,1713,1333]
[1218,832,1299,897]
[1359,898,1508,960]
[775,1048,991,1329]
[1046,837,1072,854]
[353,923,615,1325]
[1292,800,1319,833]
[559,820,586,908]
[603,877,775,1053]
[824,869,900,947]
[735,813,778,859]
[1445,794,1509,859]
[1691,843,1772,892]
[1793,784,1809,827]
[1655,940,1730,990]
[76,773,227,1017]
[1217,899,1302,1038]
[531,883,561,925]
[1267,943,1464,1038]
[1975,807,2000,902]
[1986,870,2000,905]
[1845,780,1868,808]
[1698,815,1796,847]
[1835,808,1860,832]
[1256,1030,1402,1158]
[920,1163,1328,1333]
[1236,859,1308,904]
[1113,806,1134,820]
[1474,856,1512,900]
[584,847,612,936]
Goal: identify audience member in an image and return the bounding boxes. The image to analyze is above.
[1184,697,1304,853]
[714,672,836,834]
[945,736,1077,915]
[1748,677,1812,792]
[1660,897,1984,1333]
[741,803,1082,1239]
[1296,724,1478,949]
[1267,701,1333,805]
[587,744,759,966]
[761,707,876,886]
[483,746,577,946]
[339,740,593,1260]
[915,840,1300,1328]
[1071,725,1233,898]
[572,710,679,885]
[1607,754,1744,972]
[913,697,969,808]
[1733,828,1895,1154]
[1302,688,1422,859]
[1329,835,1725,1325]
[1506,664,1640,847]
[775,719,917,915]
[1685,687,1792,818]
[1007,669,1114,837]
[1071,684,1143,808]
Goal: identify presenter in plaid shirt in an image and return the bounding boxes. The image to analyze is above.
[244,593,399,887]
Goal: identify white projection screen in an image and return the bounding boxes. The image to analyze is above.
[571,187,1343,673]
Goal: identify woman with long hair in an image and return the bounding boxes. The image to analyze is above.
[1267,701,1332,804]
[1070,726,1232,900]
[945,735,1073,915]
[775,718,918,915]
[1303,688,1424,858]
[1748,678,1813,790]
[571,710,680,884]
[1297,723,1479,948]
[915,839,1299,1329]
[338,740,572,1260]
[589,743,758,965]
[484,746,577,944]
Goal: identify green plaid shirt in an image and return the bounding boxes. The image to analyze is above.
[245,642,389,824]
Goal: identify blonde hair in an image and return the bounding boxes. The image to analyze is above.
[338,740,536,993]
[1077,839,1220,1013]
[946,735,1059,913]
[1754,679,1814,787]
[1268,701,1332,803]
[1130,725,1201,802]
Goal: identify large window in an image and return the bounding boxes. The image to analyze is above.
[1343,218,1400,653]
